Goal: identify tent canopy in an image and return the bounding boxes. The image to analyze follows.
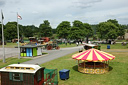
[72,48,115,62]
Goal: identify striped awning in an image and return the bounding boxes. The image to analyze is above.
[72,48,115,62]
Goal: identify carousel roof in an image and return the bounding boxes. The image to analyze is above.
[72,48,115,62]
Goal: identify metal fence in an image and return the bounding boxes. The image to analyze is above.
[44,69,58,85]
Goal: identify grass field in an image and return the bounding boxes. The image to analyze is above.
[58,43,77,48]
[0,57,32,68]
[99,43,128,49]
[0,43,17,48]
[41,50,128,85]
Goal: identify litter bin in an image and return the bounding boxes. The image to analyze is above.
[107,45,110,49]
[59,69,70,80]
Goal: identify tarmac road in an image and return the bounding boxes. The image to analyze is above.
[0,48,18,60]
[0,46,84,64]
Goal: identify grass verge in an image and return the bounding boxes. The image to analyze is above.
[0,57,32,68]
[59,43,77,48]
[99,43,128,49]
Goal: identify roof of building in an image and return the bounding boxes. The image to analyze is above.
[20,44,43,48]
[0,64,44,74]
[82,43,98,47]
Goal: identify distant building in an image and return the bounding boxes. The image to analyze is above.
[124,33,128,40]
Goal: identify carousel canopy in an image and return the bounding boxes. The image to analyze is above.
[72,48,115,62]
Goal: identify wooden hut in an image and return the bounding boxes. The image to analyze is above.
[20,45,43,57]
[0,64,45,85]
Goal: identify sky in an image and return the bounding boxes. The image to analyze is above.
[0,0,128,28]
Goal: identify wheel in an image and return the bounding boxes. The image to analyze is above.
[47,45,53,50]
[55,46,60,50]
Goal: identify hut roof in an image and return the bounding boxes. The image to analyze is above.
[20,45,43,48]
[0,64,44,74]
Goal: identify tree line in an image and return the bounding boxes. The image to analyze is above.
[0,19,128,42]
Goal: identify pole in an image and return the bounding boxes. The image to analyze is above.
[84,61,85,68]
[1,10,5,63]
[17,13,20,59]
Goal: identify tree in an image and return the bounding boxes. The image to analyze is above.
[97,20,119,41]
[22,25,39,38]
[23,25,34,38]
[52,29,57,34]
[68,26,83,40]
[72,20,84,31]
[83,23,93,43]
[107,19,125,37]
[56,21,71,39]
[4,22,18,40]
[68,20,85,40]
[39,20,52,37]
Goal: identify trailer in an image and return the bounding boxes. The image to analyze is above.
[0,64,45,85]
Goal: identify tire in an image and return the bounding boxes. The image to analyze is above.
[47,45,53,50]
[55,46,60,50]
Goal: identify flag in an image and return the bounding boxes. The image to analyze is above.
[17,14,22,20]
[1,10,4,20]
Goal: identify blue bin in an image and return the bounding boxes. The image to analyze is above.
[107,45,110,49]
[59,69,70,80]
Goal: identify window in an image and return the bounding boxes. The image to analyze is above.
[9,73,23,81]
[21,48,26,53]
[13,73,20,81]
[15,67,19,69]
[21,67,24,69]
[11,67,14,69]
[26,68,30,70]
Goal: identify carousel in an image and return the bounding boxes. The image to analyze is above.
[72,48,115,74]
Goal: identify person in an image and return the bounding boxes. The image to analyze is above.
[88,41,91,44]
[76,42,78,46]
[69,40,71,45]
[65,40,67,45]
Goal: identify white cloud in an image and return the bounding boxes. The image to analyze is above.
[0,0,128,28]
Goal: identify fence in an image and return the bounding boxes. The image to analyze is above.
[44,69,58,85]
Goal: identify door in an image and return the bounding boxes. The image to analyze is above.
[26,48,32,57]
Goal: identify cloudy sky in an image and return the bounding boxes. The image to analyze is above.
[0,0,128,28]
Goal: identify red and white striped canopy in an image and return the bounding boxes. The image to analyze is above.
[72,48,115,62]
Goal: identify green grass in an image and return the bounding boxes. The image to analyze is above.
[41,50,128,85]
[0,57,32,68]
[99,43,128,49]
[0,43,17,48]
[59,43,77,48]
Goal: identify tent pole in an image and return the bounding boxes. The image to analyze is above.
[84,61,85,68]
[94,62,95,69]
[104,61,105,68]
[78,60,79,71]
[78,60,79,67]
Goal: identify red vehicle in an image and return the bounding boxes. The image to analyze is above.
[40,37,50,42]
[29,37,38,43]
